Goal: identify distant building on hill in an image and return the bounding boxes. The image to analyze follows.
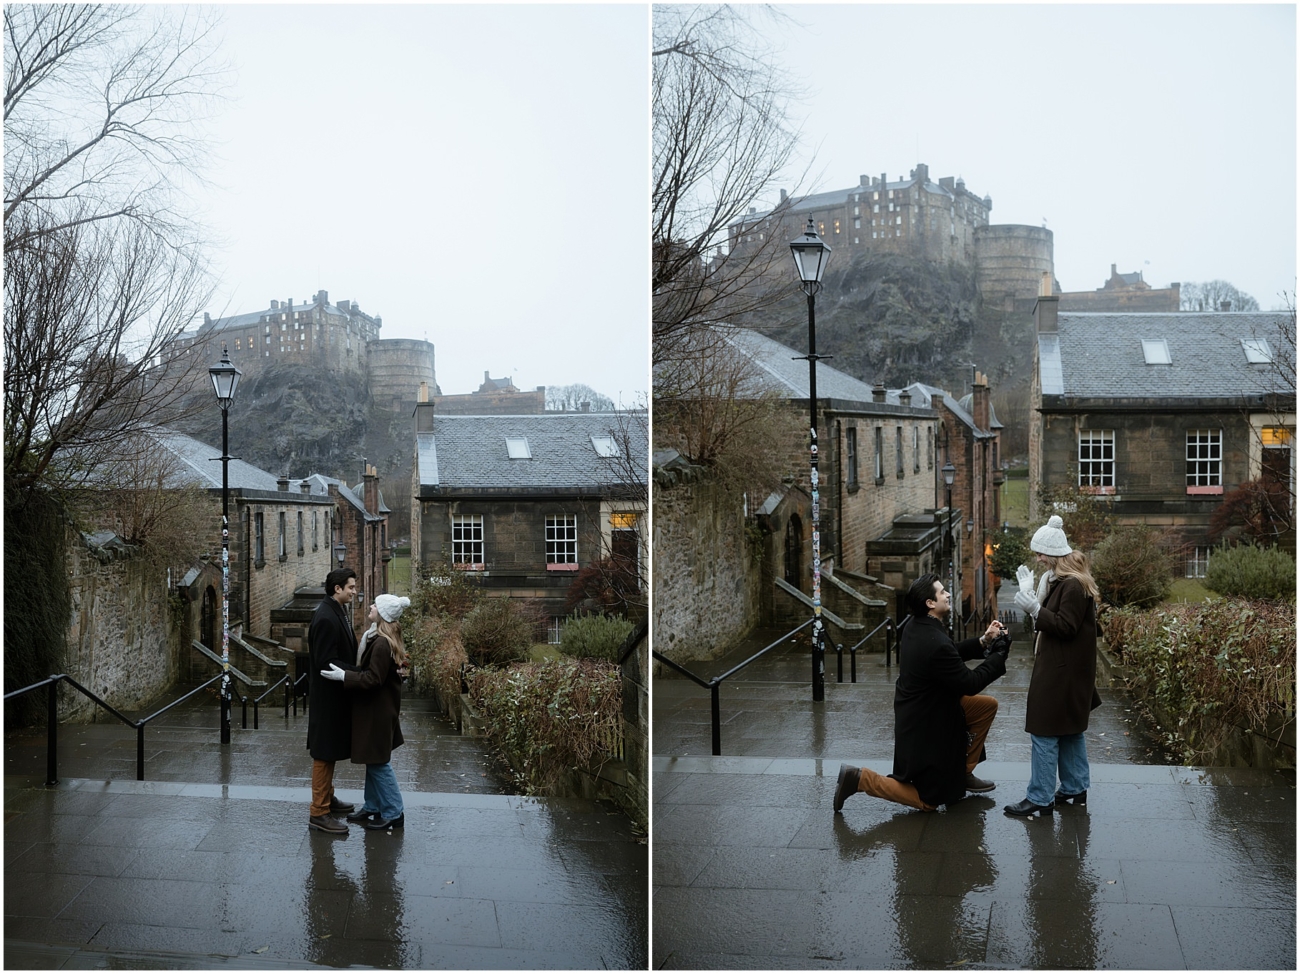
[1057,264,1181,312]
[434,371,546,415]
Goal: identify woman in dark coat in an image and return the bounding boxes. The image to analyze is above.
[322,593,410,830]
[1009,538,1101,817]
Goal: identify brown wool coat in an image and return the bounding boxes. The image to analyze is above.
[343,632,405,765]
[1024,575,1100,737]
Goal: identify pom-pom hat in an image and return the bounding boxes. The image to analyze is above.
[374,594,411,623]
[1030,515,1072,556]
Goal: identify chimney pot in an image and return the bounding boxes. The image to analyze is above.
[277,476,289,492]
[872,382,886,403]
[300,481,312,494]
[1220,301,1231,312]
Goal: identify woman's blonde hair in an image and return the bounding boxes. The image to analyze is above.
[1055,549,1100,602]
[376,618,407,668]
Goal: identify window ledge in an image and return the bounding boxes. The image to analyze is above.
[1079,486,1116,495]
[454,563,485,572]
[846,482,861,494]
[1186,486,1223,495]
[547,563,581,572]
[254,558,265,570]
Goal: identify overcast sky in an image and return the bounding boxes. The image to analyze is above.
[755,4,1296,308]
[199,4,648,403]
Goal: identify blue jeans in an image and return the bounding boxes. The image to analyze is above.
[1027,732,1090,806]
[360,762,404,820]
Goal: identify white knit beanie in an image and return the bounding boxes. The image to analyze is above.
[374,594,411,623]
[1030,515,1072,556]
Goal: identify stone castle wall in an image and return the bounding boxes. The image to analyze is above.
[974,224,1055,314]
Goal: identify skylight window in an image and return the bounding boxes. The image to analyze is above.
[1242,339,1272,364]
[1141,339,1171,365]
[505,436,531,459]
[591,435,619,458]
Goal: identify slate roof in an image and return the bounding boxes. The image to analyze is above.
[417,412,648,491]
[894,382,996,434]
[716,327,891,404]
[150,430,285,492]
[1043,312,1295,399]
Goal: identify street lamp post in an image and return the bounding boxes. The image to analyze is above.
[209,345,242,745]
[942,459,956,639]
[789,218,832,703]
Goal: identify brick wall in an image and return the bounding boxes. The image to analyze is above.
[237,494,335,638]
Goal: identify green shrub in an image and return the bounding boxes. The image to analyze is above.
[1205,542,1297,602]
[460,597,539,668]
[1101,600,1296,763]
[987,528,1030,581]
[466,658,621,794]
[559,613,634,662]
[405,613,467,703]
[1092,525,1175,608]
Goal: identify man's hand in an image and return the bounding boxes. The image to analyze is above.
[320,663,345,682]
[1014,590,1041,618]
[1016,564,1035,596]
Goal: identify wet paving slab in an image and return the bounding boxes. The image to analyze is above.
[5,695,647,969]
[653,624,1296,970]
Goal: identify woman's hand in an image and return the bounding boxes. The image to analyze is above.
[320,663,345,682]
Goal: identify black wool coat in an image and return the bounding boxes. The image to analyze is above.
[344,632,405,766]
[892,615,1008,807]
[1024,576,1099,737]
[306,597,356,762]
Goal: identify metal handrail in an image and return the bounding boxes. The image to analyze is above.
[839,616,897,681]
[652,618,815,756]
[5,671,224,785]
[618,620,649,666]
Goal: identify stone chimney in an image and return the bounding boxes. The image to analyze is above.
[300,480,312,494]
[1220,301,1231,312]
[314,290,328,306]
[414,382,435,433]
[899,389,912,407]
[971,371,990,431]
[872,382,886,403]
[277,476,289,492]
[1034,288,1059,334]
[860,174,869,187]
[780,188,788,202]
[363,464,378,515]
[270,300,279,310]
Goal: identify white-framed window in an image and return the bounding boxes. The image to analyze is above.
[1242,339,1273,364]
[278,512,287,560]
[548,616,564,645]
[1186,429,1222,487]
[1187,546,1210,578]
[846,427,858,488]
[451,514,484,568]
[1141,339,1171,365]
[506,436,531,459]
[546,515,578,569]
[1078,430,1115,488]
[874,427,884,482]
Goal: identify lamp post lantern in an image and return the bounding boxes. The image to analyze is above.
[209,344,241,745]
[789,218,832,703]
[942,459,956,639]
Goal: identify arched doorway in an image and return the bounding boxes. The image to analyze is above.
[784,514,804,590]
[201,585,217,649]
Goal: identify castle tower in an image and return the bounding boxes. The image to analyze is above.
[367,338,437,415]
[973,225,1055,314]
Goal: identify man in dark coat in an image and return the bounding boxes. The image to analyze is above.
[306,567,359,833]
[834,573,1009,813]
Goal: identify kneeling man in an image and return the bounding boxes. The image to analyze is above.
[835,573,1009,813]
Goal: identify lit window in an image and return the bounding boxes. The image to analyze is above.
[451,514,484,568]
[1078,430,1115,488]
[1242,339,1272,363]
[505,436,531,459]
[1261,427,1292,447]
[1187,547,1210,578]
[591,435,619,457]
[1141,339,1171,364]
[610,511,638,529]
[546,515,578,568]
[1186,430,1222,487]
[834,219,841,234]
[854,217,861,229]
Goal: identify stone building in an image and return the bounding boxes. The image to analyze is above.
[434,372,547,416]
[412,397,647,638]
[1028,296,1296,573]
[1057,264,1181,313]
[730,163,993,265]
[174,290,437,414]
[889,374,1004,632]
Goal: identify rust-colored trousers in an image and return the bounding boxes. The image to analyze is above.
[310,759,338,818]
[856,694,999,812]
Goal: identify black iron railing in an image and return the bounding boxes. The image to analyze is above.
[842,616,898,680]
[5,672,225,785]
[653,619,814,756]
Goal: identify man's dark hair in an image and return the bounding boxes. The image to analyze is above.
[905,573,942,618]
[325,567,356,597]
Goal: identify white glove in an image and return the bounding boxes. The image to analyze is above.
[1016,565,1035,596]
[320,663,345,682]
[1014,590,1041,618]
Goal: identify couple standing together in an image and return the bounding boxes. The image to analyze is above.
[305,567,412,834]
[835,514,1101,817]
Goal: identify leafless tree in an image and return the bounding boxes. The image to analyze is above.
[652,5,810,362]
[4,5,228,508]
[546,383,615,412]
[1180,280,1261,313]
